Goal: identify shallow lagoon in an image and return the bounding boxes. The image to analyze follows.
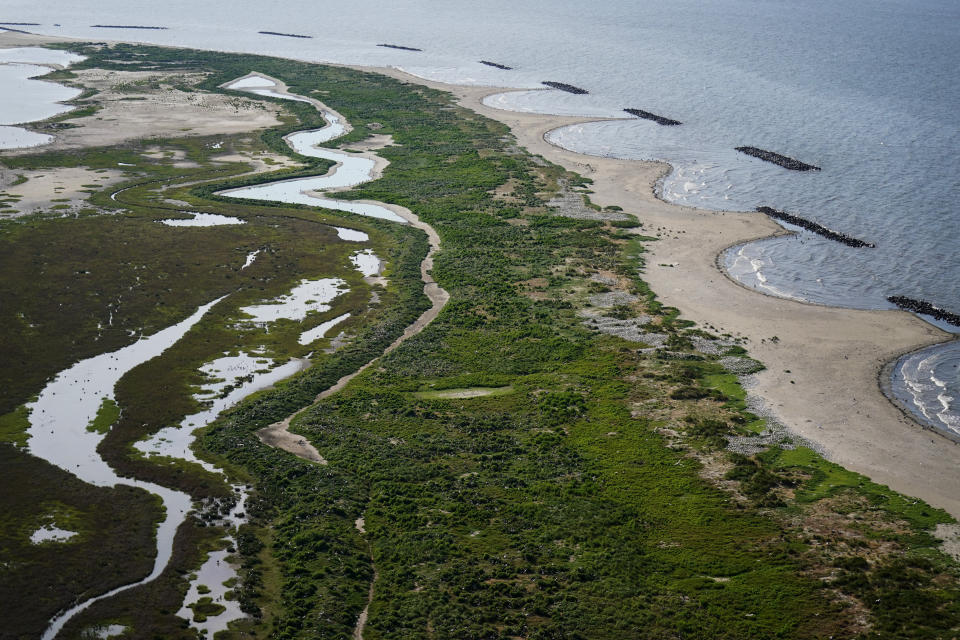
[159,212,245,227]
[135,351,310,471]
[350,248,380,277]
[0,48,83,149]
[239,277,347,324]
[299,312,351,345]
[30,525,78,545]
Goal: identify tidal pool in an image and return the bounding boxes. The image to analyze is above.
[238,278,348,324]
[350,249,381,277]
[159,212,245,226]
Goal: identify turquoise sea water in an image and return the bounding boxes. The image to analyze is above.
[3,0,958,433]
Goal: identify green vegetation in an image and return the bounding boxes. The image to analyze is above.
[188,596,227,622]
[0,445,162,638]
[0,404,31,448]
[87,398,121,434]
[0,42,955,639]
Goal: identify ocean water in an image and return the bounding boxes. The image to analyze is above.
[4,0,957,430]
[892,342,960,439]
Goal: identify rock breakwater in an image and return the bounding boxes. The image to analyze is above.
[258,30,312,39]
[623,108,681,126]
[756,206,874,248]
[736,146,820,171]
[542,81,588,94]
[887,296,960,327]
[377,43,422,51]
[91,25,168,30]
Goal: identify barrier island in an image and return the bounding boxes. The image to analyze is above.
[0,38,957,640]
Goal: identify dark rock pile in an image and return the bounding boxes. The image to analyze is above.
[377,43,422,51]
[91,25,168,29]
[887,296,960,327]
[542,81,588,94]
[736,146,820,171]
[479,60,512,70]
[756,206,874,248]
[258,30,311,38]
[623,108,681,126]
[0,22,40,25]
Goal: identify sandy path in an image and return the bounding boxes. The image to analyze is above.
[361,67,960,518]
[353,549,377,640]
[256,195,447,462]
[249,74,449,462]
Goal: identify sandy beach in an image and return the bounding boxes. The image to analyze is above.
[362,68,960,517]
[2,29,956,518]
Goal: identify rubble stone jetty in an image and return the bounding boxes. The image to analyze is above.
[542,81,588,94]
[887,296,960,327]
[479,60,513,70]
[736,146,820,171]
[258,30,312,39]
[624,108,681,126]
[756,206,874,248]
[378,43,422,51]
[91,25,168,30]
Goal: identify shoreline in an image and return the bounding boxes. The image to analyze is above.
[360,66,960,518]
[1,30,957,518]
[879,346,960,447]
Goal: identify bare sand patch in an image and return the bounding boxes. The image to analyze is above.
[140,147,200,168]
[142,147,185,160]
[344,134,395,152]
[935,523,960,561]
[210,151,302,174]
[10,67,285,153]
[0,166,125,217]
[0,31,77,50]
[413,386,513,400]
